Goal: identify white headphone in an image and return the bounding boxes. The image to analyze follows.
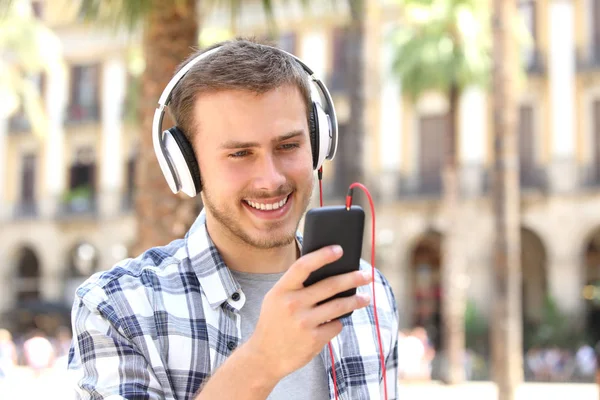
[152,43,339,197]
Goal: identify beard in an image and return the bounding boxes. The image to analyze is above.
[202,178,313,250]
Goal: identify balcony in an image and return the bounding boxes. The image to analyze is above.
[56,187,98,219]
[12,200,38,219]
[8,115,31,133]
[520,165,547,191]
[397,171,443,200]
[121,190,135,213]
[66,103,100,124]
[579,163,600,189]
[523,48,546,76]
[577,45,600,72]
[326,71,347,94]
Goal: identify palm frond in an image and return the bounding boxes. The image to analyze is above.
[390,0,492,99]
[77,0,169,32]
[0,0,63,137]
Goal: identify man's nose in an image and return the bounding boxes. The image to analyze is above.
[255,154,286,192]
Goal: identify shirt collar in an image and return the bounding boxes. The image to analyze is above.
[184,209,240,309]
[185,209,303,309]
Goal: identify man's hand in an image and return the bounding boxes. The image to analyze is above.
[246,245,372,382]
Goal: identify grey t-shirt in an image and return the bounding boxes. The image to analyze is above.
[230,269,330,399]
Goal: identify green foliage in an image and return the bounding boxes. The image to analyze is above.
[0,0,63,136]
[464,299,488,354]
[77,0,163,32]
[76,0,309,38]
[389,0,491,99]
[62,185,93,204]
[524,296,585,351]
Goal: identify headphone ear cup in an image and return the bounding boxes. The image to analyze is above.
[166,127,202,195]
[308,102,319,169]
[312,103,332,170]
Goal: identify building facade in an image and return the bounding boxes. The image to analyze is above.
[0,1,138,334]
[1,0,599,353]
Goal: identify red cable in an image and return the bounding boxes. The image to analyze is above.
[317,170,387,399]
[318,168,340,400]
[346,183,388,400]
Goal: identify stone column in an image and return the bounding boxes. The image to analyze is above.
[42,62,68,217]
[100,56,127,217]
[0,118,7,221]
[548,0,577,193]
[459,87,487,197]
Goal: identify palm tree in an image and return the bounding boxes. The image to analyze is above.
[0,0,62,136]
[490,0,523,398]
[76,0,310,254]
[390,0,490,384]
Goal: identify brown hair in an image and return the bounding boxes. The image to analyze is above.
[168,37,312,140]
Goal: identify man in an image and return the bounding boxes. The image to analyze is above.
[68,38,399,399]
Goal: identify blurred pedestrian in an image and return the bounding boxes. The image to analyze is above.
[0,329,17,379]
[596,341,600,397]
[575,342,596,379]
[52,326,72,368]
[23,330,55,378]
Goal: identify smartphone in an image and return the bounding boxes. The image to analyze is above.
[301,205,365,318]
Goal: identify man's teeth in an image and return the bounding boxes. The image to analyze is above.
[246,196,288,211]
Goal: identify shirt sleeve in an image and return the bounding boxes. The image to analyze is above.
[68,292,165,400]
[378,269,400,400]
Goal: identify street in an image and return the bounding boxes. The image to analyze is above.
[0,367,598,399]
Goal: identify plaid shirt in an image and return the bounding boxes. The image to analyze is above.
[68,210,399,399]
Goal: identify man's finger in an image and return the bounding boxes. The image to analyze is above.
[310,293,371,325]
[314,319,344,343]
[277,245,343,290]
[301,269,372,305]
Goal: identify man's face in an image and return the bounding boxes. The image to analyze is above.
[192,84,314,249]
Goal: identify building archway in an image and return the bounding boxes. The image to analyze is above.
[14,245,41,302]
[409,230,442,350]
[521,227,548,349]
[582,227,600,345]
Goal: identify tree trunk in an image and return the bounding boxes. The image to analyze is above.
[344,0,365,187]
[441,84,466,384]
[132,0,202,255]
[491,0,523,399]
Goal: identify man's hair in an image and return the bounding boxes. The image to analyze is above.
[168,38,312,140]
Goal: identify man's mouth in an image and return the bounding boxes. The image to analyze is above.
[243,194,290,211]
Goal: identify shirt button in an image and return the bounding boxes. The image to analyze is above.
[231,292,241,301]
[227,341,236,351]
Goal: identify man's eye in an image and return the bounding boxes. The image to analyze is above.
[229,150,249,158]
[280,143,300,151]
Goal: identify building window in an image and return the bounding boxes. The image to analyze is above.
[8,73,45,132]
[329,26,349,92]
[68,64,100,123]
[518,105,539,188]
[418,114,447,195]
[16,153,37,217]
[518,1,539,71]
[31,1,44,19]
[591,99,600,184]
[123,154,136,211]
[593,0,600,57]
[62,147,96,214]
